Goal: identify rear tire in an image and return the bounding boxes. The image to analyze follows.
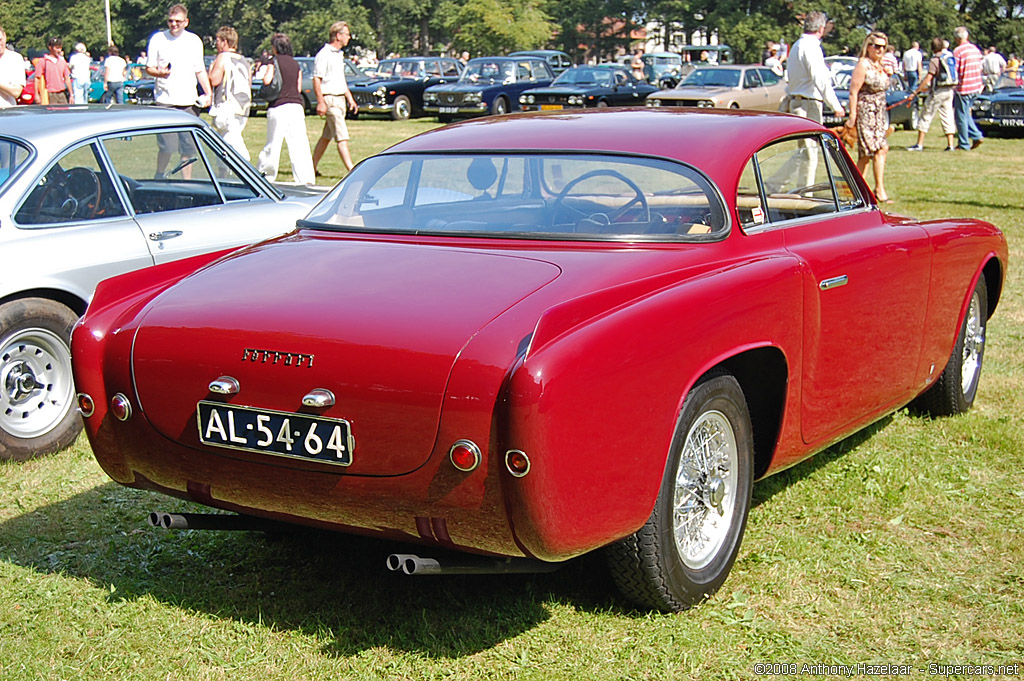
[0,298,81,461]
[491,96,509,115]
[911,274,987,416]
[606,373,753,611]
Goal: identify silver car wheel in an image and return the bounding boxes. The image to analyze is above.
[673,409,738,570]
[961,288,984,394]
[1,327,75,439]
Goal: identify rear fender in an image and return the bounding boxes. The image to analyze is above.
[502,254,803,561]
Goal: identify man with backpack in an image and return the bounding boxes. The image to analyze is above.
[906,38,958,152]
[952,26,984,150]
[208,26,252,160]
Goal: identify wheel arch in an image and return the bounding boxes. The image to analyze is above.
[0,288,88,317]
[981,255,1003,319]
[712,347,788,479]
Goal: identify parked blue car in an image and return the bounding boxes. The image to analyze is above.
[423,56,555,121]
[973,74,1024,133]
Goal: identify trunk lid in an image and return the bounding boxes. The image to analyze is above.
[131,234,560,475]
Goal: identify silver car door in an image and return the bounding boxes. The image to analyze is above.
[5,140,154,303]
[101,129,294,264]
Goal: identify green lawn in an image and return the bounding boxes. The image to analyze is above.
[2,118,1023,680]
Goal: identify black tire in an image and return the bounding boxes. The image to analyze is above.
[438,114,454,124]
[0,298,81,461]
[491,96,509,115]
[596,99,610,108]
[607,373,753,612]
[911,274,988,416]
[391,95,412,120]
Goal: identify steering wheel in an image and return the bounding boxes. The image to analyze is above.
[38,167,102,220]
[550,169,650,230]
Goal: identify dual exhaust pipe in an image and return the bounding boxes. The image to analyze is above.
[148,511,561,576]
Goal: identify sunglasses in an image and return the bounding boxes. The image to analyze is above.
[871,43,886,48]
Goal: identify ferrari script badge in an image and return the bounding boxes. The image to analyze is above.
[242,348,315,368]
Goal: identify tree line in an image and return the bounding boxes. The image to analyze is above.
[2,0,1022,64]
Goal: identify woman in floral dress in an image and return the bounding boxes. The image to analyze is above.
[845,31,893,202]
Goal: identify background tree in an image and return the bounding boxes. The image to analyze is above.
[437,0,553,56]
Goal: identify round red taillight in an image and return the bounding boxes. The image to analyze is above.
[449,440,481,472]
[110,393,132,421]
[505,449,531,477]
[77,393,95,417]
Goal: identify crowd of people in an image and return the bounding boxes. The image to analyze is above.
[779,11,1012,203]
[0,4,361,184]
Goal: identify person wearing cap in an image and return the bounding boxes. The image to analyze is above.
[35,37,72,104]
[782,11,845,123]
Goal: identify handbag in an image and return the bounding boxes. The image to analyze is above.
[258,57,283,101]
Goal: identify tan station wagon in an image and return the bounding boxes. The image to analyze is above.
[646,65,787,110]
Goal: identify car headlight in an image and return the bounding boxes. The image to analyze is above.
[424,92,437,102]
[465,92,481,103]
[975,99,991,113]
[647,99,661,107]
[568,95,582,105]
[697,100,715,108]
[523,94,534,104]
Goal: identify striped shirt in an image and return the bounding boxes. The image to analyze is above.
[953,41,984,95]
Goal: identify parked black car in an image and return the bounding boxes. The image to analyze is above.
[349,57,463,120]
[423,56,555,121]
[973,74,1024,133]
[823,70,919,130]
[519,65,658,111]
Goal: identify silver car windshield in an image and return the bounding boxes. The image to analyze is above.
[0,138,32,193]
[682,68,741,88]
[303,153,728,241]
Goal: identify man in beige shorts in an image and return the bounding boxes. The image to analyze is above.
[312,21,359,175]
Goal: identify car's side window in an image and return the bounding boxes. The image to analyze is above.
[759,68,781,86]
[194,134,260,201]
[739,136,840,227]
[14,142,127,226]
[441,60,460,77]
[102,131,224,215]
[736,158,766,229]
[0,139,31,190]
[744,70,761,88]
[517,62,533,80]
[425,60,441,76]
[822,136,865,210]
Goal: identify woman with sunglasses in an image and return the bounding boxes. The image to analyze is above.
[845,31,893,202]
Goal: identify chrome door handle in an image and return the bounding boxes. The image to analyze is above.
[819,275,849,291]
[149,230,183,241]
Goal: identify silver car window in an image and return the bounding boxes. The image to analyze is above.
[14,142,128,226]
[739,136,841,227]
[0,139,31,193]
[102,131,227,215]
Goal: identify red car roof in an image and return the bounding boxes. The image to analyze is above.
[387,108,830,186]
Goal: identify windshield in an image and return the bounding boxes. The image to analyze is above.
[0,138,32,193]
[681,68,741,88]
[302,153,727,241]
[553,68,614,87]
[461,61,514,84]
[993,74,1023,90]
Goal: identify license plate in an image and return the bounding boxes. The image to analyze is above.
[540,104,563,110]
[439,106,460,114]
[197,400,353,466]
[998,119,1024,126]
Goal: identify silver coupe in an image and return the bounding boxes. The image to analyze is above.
[0,105,323,461]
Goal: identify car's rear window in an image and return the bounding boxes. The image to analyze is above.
[303,153,728,241]
[0,138,32,192]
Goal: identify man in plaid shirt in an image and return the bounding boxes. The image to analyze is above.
[952,26,984,150]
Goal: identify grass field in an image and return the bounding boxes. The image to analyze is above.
[2,115,1022,680]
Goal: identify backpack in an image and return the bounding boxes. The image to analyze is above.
[935,51,958,86]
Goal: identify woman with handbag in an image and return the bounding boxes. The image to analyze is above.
[256,33,315,185]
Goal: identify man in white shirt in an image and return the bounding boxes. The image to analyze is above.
[982,46,1006,91]
[69,42,92,104]
[902,41,924,91]
[312,21,359,175]
[0,24,26,108]
[783,11,844,123]
[146,3,212,176]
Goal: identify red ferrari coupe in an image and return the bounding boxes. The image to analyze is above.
[72,108,1007,612]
